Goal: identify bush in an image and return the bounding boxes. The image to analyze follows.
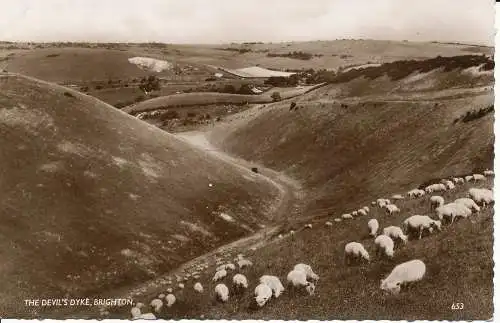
[289,102,296,111]
[271,91,281,102]
[63,91,75,98]
[139,75,161,93]
[223,84,237,94]
[186,112,197,118]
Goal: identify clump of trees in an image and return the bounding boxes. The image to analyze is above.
[139,75,161,94]
[267,51,313,60]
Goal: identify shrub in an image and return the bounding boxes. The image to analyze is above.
[63,91,75,98]
[289,102,296,111]
[223,84,236,94]
[271,91,281,102]
[187,112,197,118]
[139,75,161,93]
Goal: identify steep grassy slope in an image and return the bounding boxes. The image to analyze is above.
[0,73,281,317]
[212,60,494,219]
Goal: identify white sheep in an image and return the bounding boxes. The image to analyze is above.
[212,269,227,282]
[150,298,163,313]
[254,283,273,307]
[138,313,156,320]
[367,218,379,237]
[429,195,445,209]
[131,306,142,318]
[377,198,391,207]
[453,177,465,184]
[380,259,426,295]
[407,189,425,198]
[342,213,353,220]
[382,226,408,244]
[391,194,404,200]
[286,269,315,295]
[468,188,494,207]
[158,293,165,299]
[363,206,370,212]
[444,180,455,190]
[215,283,229,302]
[225,263,236,271]
[454,197,481,212]
[325,221,333,226]
[304,223,313,229]
[194,282,204,293]
[237,258,253,269]
[371,201,377,206]
[435,202,472,224]
[351,211,358,217]
[384,204,400,215]
[166,288,173,293]
[484,170,494,177]
[294,263,320,281]
[473,173,486,182]
[344,242,370,264]
[357,209,368,216]
[259,275,285,298]
[374,235,394,258]
[465,175,474,182]
[425,183,447,194]
[402,215,441,239]
[178,283,184,289]
[232,273,248,289]
[334,218,342,222]
[216,264,226,272]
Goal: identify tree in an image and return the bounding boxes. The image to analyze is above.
[139,75,161,94]
[271,91,281,102]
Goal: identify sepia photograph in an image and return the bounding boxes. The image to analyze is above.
[0,0,495,320]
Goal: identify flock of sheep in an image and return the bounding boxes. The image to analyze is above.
[123,169,493,319]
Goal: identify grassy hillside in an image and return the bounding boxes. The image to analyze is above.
[0,73,282,318]
[211,57,494,219]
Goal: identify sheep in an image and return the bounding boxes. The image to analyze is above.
[468,188,494,207]
[131,306,142,318]
[425,183,447,194]
[158,293,165,299]
[234,253,245,262]
[403,215,441,240]
[363,206,370,212]
[380,259,426,295]
[435,202,472,224]
[212,269,227,282]
[371,201,377,206]
[351,211,358,217]
[342,213,353,220]
[216,264,226,272]
[138,313,156,320]
[472,174,486,182]
[407,189,425,198]
[294,263,320,281]
[287,269,315,295]
[178,283,184,289]
[304,223,313,229]
[384,204,400,215]
[166,288,173,293]
[368,219,379,237]
[232,273,248,289]
[444,180,455,190]
[377,198,391,208]
[484,170,494,177]
[259,275,285,298]
[325,221,333,226]
[237,258,253,269]
[430,195,445,209]
[357,209,368,216]
[454,198,481,213]
[194,282,204,293]
[150,299,163,313]
[391,194,404,200]
[374,235,394,258]
[344,242,370,265]
[382,226,408,244]
[215,283,229,302]
[453,177,465,184]
[225,263,236,271]
[334,218,342,222]
[254,283,273,307]
[465,175,474,182]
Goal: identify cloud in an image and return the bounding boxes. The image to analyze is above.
[0,0,494,45]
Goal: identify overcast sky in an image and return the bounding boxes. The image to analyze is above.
[0,0,494,45]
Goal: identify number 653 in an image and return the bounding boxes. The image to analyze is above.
[451,302,464,310]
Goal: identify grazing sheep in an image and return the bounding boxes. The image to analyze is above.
[484,170,494,177]
[453,177,465,184]
[391,194,404,200]
[357,209,368,216]
[454,198,481,212]
[212,269,228,282]
[325,221,333,226]
[178,283,184,289]
[287,269,315,295]
[225,263,236,271]
[444,180,455,190]
[468,188,494,207]
[304,223,313,229]
[430,195,445,209]
[435,202,472,224]
[158,293,165,299]
[374,235,395,258]
[232,273,248,289]
[194,282,204,293]
[237,258,253,269]
[166,288,173,293]
[254,283,273,307]
[259,275,285,298]
[380,259,426,295]
[294,263,320,281]
[368,219,379,237]
[215,283,229,302]
[150,299,163,313]
[131,306,142,319]
[351,211,359,217]
[407,189,425,198]
[465,175,474,182]
[334,218,342,222]
[342,213,353,220]
[384,204,400,215]
[344,242,370,264]
[425,183,447,194]
[472,174,486,182]
[371,201,377,206]
[377,198,391,208]
[403,215,442,240]
[382,226,408,244]
[363,206,370,212]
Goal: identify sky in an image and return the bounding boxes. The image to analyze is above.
[0,0,494,45]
